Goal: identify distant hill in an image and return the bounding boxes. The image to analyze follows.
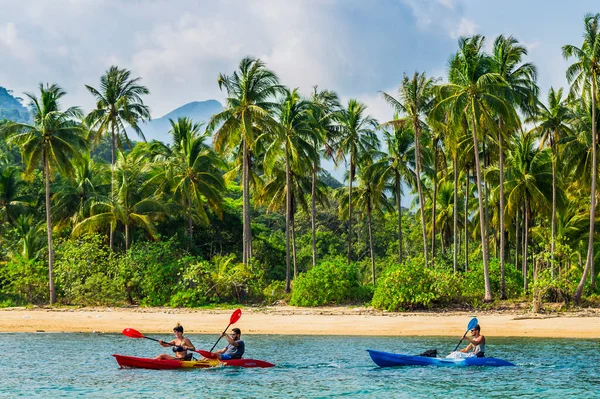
[137,100,223,144]
[0,87,30,123]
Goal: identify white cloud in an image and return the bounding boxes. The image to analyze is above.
[450,18,479,39]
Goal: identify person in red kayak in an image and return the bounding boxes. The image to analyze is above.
[215,328,245,360]
[459,324,486,357]
[155,323,195,361]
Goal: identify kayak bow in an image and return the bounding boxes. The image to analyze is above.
[113,354,275,369]
[366,350,515,367]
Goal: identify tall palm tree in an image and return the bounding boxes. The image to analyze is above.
[563,13,600,301]
[209,57,282,265]
[265,88,315,292]
[436,36,514,301]
[307,87,339,267]
[1,83,86,304]
[331,99,379,263]
[85,66,151,250]
[370,122,416,264]
[490,34,538,298]
[151,117,225,248]
[381,72,435,267]
[527,87,573,278]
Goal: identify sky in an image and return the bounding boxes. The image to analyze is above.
[1,0,598,200]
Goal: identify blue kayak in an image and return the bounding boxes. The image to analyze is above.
[367,349,515,367]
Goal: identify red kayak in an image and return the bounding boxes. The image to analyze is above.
[113,354,275,369]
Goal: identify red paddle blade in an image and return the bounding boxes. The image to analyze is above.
[230,308,242,325]
[122,328,144,339]
[197,350,217,359]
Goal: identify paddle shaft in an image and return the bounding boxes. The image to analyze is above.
[140,335,200,355]
[453,334,467,352]
[209,323,232,352]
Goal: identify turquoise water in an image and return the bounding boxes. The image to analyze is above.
[0,333,598,398]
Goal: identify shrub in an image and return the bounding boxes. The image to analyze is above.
[0,256,47,304]
[462,258,523,300]
[372,257,441,311]
[262,280,289,304]
[289,257,370,306]
[54,235,125,305]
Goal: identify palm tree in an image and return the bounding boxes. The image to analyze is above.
[331,99,379,263]
[490,34,538,298]
[1,83,86,304]
[504,133,552,291]
[209,57,282,265]
[73,151,166,250]
[370,122,416,264]
[381,72,435,267]
[436,36,514,301]
[151,117,225,249]
[307,88,340,267]
[12,214,46,261]
[264,88,315,291]
[527,87,573,278]
[85,66,151,250]
[563,13,600,301]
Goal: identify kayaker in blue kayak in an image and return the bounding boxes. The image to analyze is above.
[155,323,196,361]
[459,324,486,357]
[215,328,245,360]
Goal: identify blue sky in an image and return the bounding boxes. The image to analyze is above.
[1,0,598,199]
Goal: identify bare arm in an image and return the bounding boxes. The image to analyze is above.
[158,339,175,348]
[182,338,195,351]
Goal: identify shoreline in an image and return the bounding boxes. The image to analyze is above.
[1,306,599,338]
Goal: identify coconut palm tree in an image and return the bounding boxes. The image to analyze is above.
[370,122,416,264]
[151,117,225,249]
[436,36,514,301]
[381,72,436,267]
[85,66,151,250]
[490,34,538,298]
[209,57,282,265]
[527,87,573,278]
[331,99,379,263]
[1,83,86,304]
[563,13,600,301]
[505,133,552,291]
[264,87,315,291]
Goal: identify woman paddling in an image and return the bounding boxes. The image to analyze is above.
[155,323,195,361]
[459,324,485,357]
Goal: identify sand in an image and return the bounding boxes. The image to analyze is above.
[1,306,599,338]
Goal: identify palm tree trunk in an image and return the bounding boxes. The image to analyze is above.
[292,200,298,280]
[125,223,130,251]
[484,139,490,259]
[396,172,403,264]
[551,139,557,280]
[414,123,429,267]
[285,148,291,293]
[575,80,597,302]
[44,148,55,305]
[347,157,354,264]
[110,123,116,252]
[431,151,437,267]
[465,165,469,272]
[245,147,252,261]
[188,198,193,251]
[523,199,529,292]
[311,164,317,268]
[499,118,506,299]
[368,198,375,285]
[242,138,248,265]
[515,208,519,271]
[471,107,492,301]
[453,155,458,274]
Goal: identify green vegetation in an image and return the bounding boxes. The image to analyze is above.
[2,14,600,310]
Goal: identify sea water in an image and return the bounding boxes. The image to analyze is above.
[0,333,598,398]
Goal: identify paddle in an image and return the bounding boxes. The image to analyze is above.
[122,328,196,352]
[203,308,243,358]
[452,317,478,352]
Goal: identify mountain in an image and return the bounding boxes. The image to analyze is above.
[138,100,223,144]
[0,86,30,123]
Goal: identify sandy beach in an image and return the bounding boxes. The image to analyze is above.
[1,306,599,338]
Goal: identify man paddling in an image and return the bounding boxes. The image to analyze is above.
[214,328,245,360]
[459,324,486,357]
